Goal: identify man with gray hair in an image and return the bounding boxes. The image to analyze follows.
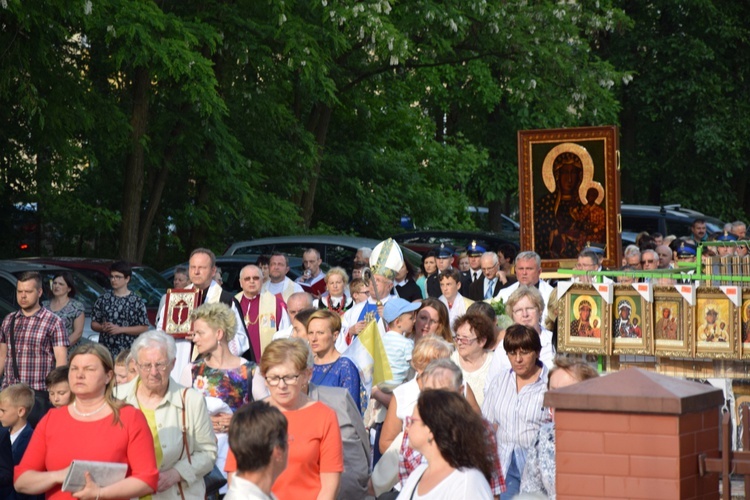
[623,244,642,269]
[354,247,372,265]
[273,292,313,340]
[495,251,554,311]
[731,221,747,240]
[467,252,516,301]
[235,265,290,361]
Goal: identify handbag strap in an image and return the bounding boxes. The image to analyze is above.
[8,313,19,381]
[179,388,192,464]
[176,387,191,500]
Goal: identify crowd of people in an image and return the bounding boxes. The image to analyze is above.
[3,222,737,499]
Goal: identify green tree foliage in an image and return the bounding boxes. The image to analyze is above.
[0,0,630,266]
[603,0,750,222]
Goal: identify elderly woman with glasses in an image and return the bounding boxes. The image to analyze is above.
[115,331,217,499]
[450,312,496,408]
[482,324,549,498]
[227,339,343,500]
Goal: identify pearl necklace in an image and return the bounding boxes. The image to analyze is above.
[72,400,108,417]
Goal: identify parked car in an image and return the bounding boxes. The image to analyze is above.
[0,260,106,341]
[161,255,309,295]
[620,204,725,246]
[392,230,520,258]
[22,257,169,325]
[223,235,423,274]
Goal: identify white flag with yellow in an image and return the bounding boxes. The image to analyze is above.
[343,319,393,396]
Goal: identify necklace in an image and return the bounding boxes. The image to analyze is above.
[72,400,108,417]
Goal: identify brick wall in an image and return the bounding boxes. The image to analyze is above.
[555,407,719,499]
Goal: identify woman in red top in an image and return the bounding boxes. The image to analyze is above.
[226,338,343,500]
[14,343,158,499]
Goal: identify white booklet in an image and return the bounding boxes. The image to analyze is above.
[61,460,128,492]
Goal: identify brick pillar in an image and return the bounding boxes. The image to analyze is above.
[545,368,723,499]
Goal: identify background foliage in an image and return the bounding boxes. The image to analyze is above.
[2,0,746,269]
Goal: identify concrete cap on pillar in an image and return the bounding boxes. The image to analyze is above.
[544,367,724,415]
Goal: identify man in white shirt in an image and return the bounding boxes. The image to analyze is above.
[295,248,327,296]
[160,248,249,380]
[438,268,473,333]
[262,253,303,302]
[495,251,553,312]
[225,401,287,500]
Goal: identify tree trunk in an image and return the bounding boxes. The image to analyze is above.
[299,103,332,228]
[119,66,150,262]
[488,199,504,233]
[135,109,188,262]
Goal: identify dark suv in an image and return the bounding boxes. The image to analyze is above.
[620,204,725,245]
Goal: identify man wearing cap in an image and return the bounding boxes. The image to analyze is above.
[495,251,554,314]
[467,252,515,301]
[467,241,485,283]
[715,232,738,257]
[339,239,401,351]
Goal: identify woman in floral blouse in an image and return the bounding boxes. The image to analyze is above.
[180,302,256,494]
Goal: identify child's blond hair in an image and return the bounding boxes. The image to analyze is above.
[0,383,35,414]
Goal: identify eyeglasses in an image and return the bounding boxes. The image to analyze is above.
[137,361,170,372]
[109,275,125,281]
[265,374,301,386]
[452,336,478,345]
[512,306,538,316]
[405,416,423,428]
[641,259,655,264]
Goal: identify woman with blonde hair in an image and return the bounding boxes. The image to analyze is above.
[15,343,158,499]
[307,309,365,414]
[313,267,353,315]
[224,339,343,500]
[180,302,257,494]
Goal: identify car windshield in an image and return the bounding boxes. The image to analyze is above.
[130,267,170,308]
[13,270,106,313]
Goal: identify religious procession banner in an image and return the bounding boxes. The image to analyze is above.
[518,126,620,271]
[161,288,201,338]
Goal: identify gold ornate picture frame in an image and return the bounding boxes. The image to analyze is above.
[741,291,750,359]
[559,284,609,355]
[161,288,201,338]
[518,126,620,271]
[694,287,738,359]
[611,286,653,355]
[653,287,693,357]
